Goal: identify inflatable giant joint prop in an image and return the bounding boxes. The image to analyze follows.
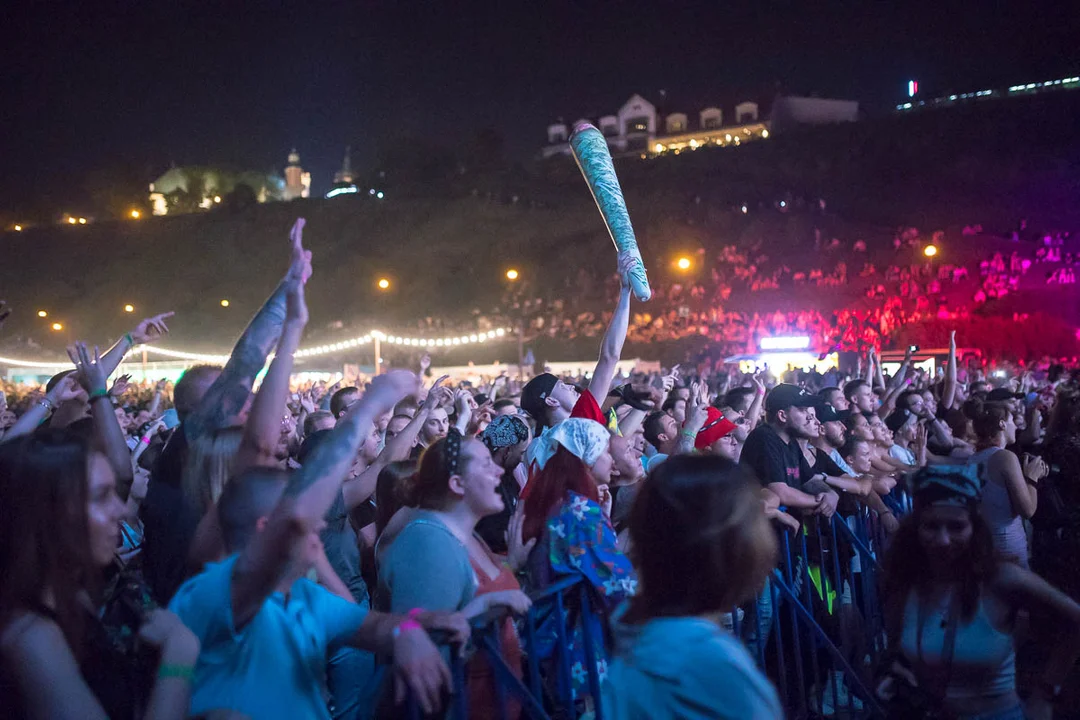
[569,123,652,301]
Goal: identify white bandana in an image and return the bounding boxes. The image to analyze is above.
[527,418,610,470]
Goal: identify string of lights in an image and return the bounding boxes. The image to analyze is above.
[0,327,510,369]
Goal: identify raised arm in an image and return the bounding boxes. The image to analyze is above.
[147,378,167,418]
[341,379,450,511]
[236,236,311,469]
[942,331,958,410]
[588,253,635,401]
[230,371,416,629]
[745,372,767,428]
[185,220,310,444]
[98,312,175,379]
[70,342,135,501]
[0,376,82,444]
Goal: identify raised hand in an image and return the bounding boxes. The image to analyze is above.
[155,378,168,392]
[130,312,175,345]
[616,251,637,289]
[287,218,313,285]
[597,484,613,519]
[505,506,536,572]
[67,342,108,395]
[299,392,316,415]
[419,353,431,375]
[109,373,133,398]
[423,377,453,411]
[751,370,766,394]
[366,369,420,412]
[50,374,83,404]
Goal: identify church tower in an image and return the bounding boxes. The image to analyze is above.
[333,146,355,185]
[283,149,310,200]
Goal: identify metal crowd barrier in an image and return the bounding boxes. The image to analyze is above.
[405,575,601,720]
[404,489,911,720]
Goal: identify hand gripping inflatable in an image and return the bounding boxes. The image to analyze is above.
[569,122,652,301]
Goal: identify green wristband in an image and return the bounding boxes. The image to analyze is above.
[125,332,135,347]
[157,663,195,682]
[89,388,110,400]
[679,429,697,440]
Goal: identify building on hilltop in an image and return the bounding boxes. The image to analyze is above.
[542,93,857,159]
[283,149,311,200]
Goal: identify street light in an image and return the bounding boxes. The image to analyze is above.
[924,245,938,258]
[676,256,692,271]
[377,278,391,290]
[506,269,519,281]
[220,299,230,307]
[124,304,135,313]
[51,322,63,331]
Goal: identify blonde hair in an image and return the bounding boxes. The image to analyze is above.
[182,427,244,514]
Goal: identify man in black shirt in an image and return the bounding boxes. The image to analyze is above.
[740,383,838,518]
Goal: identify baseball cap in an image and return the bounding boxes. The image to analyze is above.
[813,400,842,423]
[765,384,816,415]
[885,408,915,433]
[987,387,1024,402]
[520,373,559,421]
[695,407,738,450]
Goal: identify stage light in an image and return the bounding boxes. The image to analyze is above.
[377,278,390,290]
[124,304,135,313]
[924,245,938,258]
[506,269,519,281]
[676,257,691,271]
[51,322,63,331]
[220,299,230,307]
[37,310,47,318]
[760,336,811,350]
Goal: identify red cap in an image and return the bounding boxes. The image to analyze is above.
[695,407,738,450]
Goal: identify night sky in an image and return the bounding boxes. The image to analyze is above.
[2,1,1077,217]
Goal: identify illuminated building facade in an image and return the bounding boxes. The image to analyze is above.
[543,94,857,159]
[283,149,312,200]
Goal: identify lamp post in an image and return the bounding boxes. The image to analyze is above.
[505,268,527,380]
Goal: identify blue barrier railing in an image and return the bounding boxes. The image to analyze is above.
[405,575,601,720]
[404,490,910,719]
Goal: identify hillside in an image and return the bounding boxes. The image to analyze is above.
[3,90,1080,367]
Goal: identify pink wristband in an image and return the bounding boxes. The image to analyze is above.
[141,436,152,445]
[393,619,422,639]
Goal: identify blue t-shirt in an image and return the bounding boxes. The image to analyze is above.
[169,554,369,719]
[605,610,783,719]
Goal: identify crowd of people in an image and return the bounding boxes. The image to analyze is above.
[473,218,1078,363]
[3,216,1080,720]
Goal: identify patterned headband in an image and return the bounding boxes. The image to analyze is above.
[480,415,529,453]
[444,428,463,477]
